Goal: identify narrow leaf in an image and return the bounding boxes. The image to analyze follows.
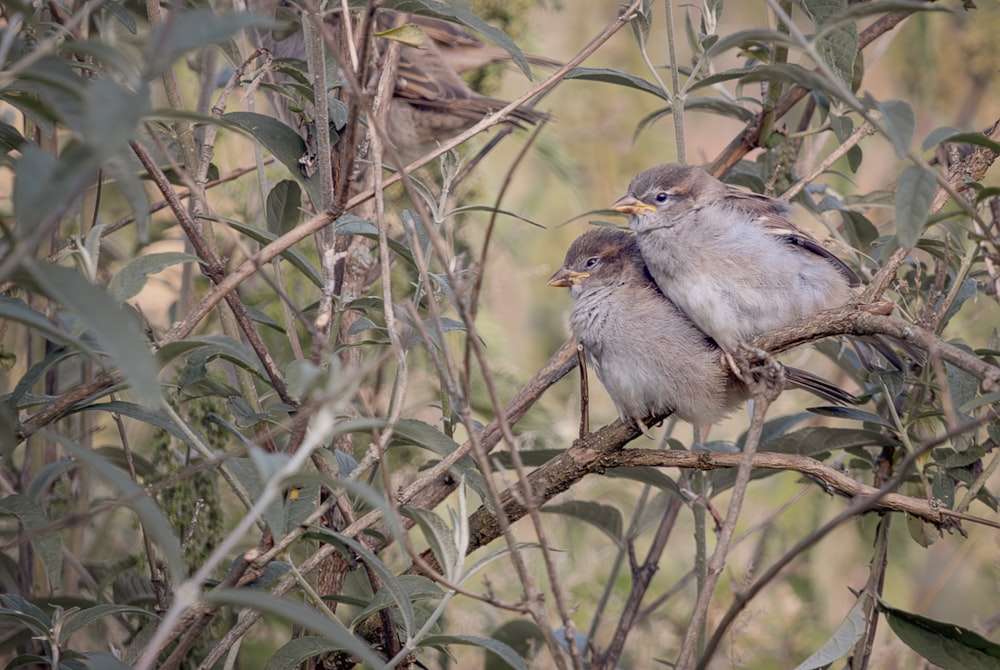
[107,252,201,303]
[421,634,527,670]
[794,598,866,669]
[877,99,915,157]
[51,432,185,584]
[879,599,1000,670]
[894,165,935,249]
[542,501,623,548]
[202,589,383,667]
[18,260,162,406]
[0,496,63,587]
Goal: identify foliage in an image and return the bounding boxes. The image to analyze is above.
[1,0,999,669]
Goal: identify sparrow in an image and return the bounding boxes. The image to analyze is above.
[250,5,554,158]
[612,163,856,372]
[548,228,856,429]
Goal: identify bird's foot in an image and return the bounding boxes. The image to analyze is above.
[738,344,785,401]
[634,416,654,439]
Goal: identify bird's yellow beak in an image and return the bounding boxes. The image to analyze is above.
[612,195,656,215]
[547,268,589,287]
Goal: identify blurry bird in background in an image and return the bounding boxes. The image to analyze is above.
[247,3,556,163]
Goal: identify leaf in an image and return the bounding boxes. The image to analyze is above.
[59,604,157,643]
[81,78,148,150]
[0,496,63,587]
[321,531,414,636]
[562,67,667,100]
[202,589,383,667]
[541,501,623,548]
[879,599,1000,670]
[922,125,965,151]
[0,297,97,360]
[802,0,857,87]
[50,432,185,584]
[402,508,460,580]
[712,426,893,494]
[143,10,273,77]
[374,23,427,48]
[350,575,443,628]
[11,143,61,235]
[266,636,340,670]
[266,180,302,236]
[107,252,201,303]
[17,260,162,406]
[222,112,322,205]
[217,217,322,288]
[894,165,936,249]
[793,597,867,669]
[877,99,915,157]
[421,634,527,670]
[740,63,844,100]
[604,467,680,495]
[371,0,531,78]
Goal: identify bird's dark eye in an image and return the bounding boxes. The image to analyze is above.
[584,256,599,268]
[655,191,670,203]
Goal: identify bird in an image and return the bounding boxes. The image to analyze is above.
[548,228,856,430]
[248,5,555,160]
[612,163,858,376]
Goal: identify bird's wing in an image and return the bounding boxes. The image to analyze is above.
[724,189,860,286]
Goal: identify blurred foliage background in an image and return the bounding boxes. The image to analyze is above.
[1,0,1000,669]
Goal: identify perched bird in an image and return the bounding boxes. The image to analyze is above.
[548,228,856,429]
[612,163,856,372]
[249,5,554,159]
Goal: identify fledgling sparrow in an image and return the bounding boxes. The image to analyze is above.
[548,228,856,429]
[613,163,856,371]
[249,5,554,159]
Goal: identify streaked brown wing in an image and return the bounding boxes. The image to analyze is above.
[724,188,860,286]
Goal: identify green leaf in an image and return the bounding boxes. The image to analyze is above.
[879,599,1000,670]
[0,496,63,587]
[350,575,443,629]
[422,634,527,670]
[221,112,322,205]
[143,10,273,77]
[216,217,322,288]
[266,180,302,236]
[17,260,162,407]
[877,99,915,157]
[402,508,460,580]
[921,131,1000,155]
[265,636,340,670]
[202,589,383,667]
[802,0,857,87]
[107,252,201,303]
[375,23,427,48]
[323,532,414,636]
[922,126,965,151]
[562,67,667,100]
[103,153,151,243]
[370,0,531,78]
[0,297,98,360]
[894,165,936,249]
[59,604,157,643]
[11,143,61,234]
[604,467,681,496]
[82,78,148,150]
[740,63,843,100]
[50,432,185,584]
[793,597,866,669]
[712,426,892,494]
[541,501,623,548]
